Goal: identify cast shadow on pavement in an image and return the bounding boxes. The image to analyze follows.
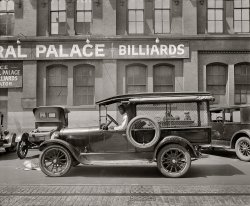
[67,164,244,178]
[202,149,238,159]
[185,164,244,178]
[0,151,39,160]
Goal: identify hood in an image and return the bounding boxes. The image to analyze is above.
[59,127,100,136]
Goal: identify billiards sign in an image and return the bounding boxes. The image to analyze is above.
[0,41,189,60]
[0,62,22,88]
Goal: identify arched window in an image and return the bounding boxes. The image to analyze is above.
[0,0,14,36]
[75,0,92,34]
[126,64,147,93]
[153,64,174,92]
[206,63,227,104]
[235,63,250,104]
[50,0,66,35]
[74,64,95,105]
[47,65,68,105]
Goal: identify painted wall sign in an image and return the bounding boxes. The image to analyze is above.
[0,62,23,88]
[0,41,189,60]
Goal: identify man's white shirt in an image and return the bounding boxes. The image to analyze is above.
[114,113,128,130]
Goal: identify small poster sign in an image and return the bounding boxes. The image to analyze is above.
[0,62,23,88]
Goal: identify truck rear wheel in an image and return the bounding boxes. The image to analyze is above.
[157,144,191,178]
[39,145,72,177]
[235,137,250,162]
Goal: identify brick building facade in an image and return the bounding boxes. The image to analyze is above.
[0,0,250,131]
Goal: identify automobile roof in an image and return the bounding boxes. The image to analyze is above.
[96,92,214,106]
[210,104,250,112]
[33,106,70,114]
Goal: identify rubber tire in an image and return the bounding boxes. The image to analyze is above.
[235,137,250,162]
[157,144,191,178]
[126,115,160,149]
[39,145,72,177]
[16,140,29,159]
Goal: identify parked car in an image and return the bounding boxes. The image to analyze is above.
[0,113,16,153]
[16,106,70,159]
[208,105,250,162]
[38,92,214,178]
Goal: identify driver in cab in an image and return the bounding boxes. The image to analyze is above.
[110,104,128,131]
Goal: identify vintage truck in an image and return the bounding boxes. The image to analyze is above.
[38,92,214,177]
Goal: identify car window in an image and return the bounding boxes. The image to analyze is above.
[211,112,223,121]
[232,111,240,123]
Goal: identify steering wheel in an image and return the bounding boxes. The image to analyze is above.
[107,114,119,126]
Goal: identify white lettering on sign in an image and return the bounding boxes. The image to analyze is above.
[36,45,47,58]
[95,44,105,57]
[0,43,188,59]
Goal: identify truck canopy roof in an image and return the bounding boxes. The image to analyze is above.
[96,92,214,106]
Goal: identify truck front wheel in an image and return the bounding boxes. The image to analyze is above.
[39,145,72,177]
[157,144,191,178]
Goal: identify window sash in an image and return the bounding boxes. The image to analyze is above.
[73,66,95,106]
[154,9,170,34]
[50,0,67,35]
[207,8,224,33]
[126,66,147,93]
[128,0,144,34]
[234,5,250,32]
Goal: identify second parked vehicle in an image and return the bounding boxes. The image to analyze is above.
[209,105,250,161]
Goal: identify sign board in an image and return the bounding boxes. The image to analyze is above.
[0,62,23,88]
[0,41,189,60]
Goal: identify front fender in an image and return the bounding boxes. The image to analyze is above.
[15,133,29,143]
[153,135,198,160]
[230,129,250,148]
[39,139,81,162]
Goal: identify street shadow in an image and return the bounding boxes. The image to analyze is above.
[0,150,39,161]
[67,163,244,178]
[186,164,244,178]
[68,165,162,178]
[202,148,238,159]
[0,151,18,160]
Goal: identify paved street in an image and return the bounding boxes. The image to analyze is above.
[0,149,250,205]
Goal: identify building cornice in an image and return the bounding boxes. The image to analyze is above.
[1,34,250,43]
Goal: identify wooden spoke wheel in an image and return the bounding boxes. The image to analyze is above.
[157,144,191,178]
[39,145,72,177]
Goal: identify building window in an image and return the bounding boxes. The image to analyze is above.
[207,0,223,33]
[73,64,95,106]
[75,0,92,34]
[126,64,147,93]
[234,0,250,33]
[47,65,68,105]
[153,64,174,92]
[0,0,14,36]
[50,0,67,35]
[206,63,227,104]
[128,0,144,34]
[235,63,250,104]
[154,0,170,34]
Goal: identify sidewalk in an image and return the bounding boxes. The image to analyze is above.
[1,184,250,206]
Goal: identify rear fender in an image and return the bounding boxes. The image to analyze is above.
[15,133,29,143]
[39,139,81,162]
[153,136,198,160]
[230,129,250,149]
